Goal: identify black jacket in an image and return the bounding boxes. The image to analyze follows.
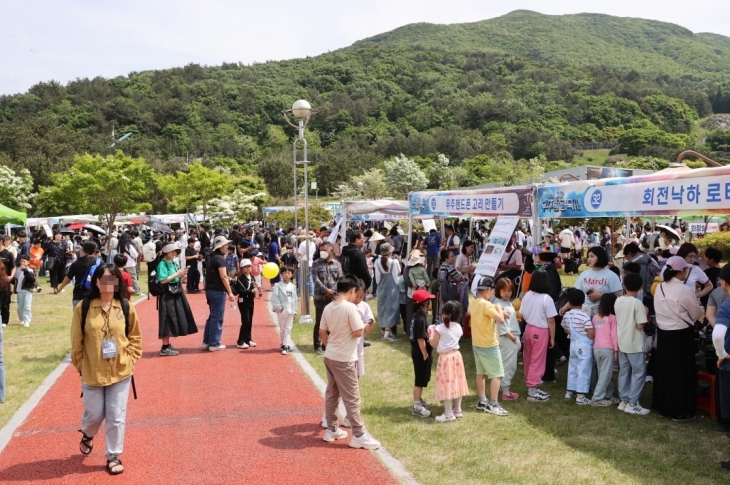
[341,244,371,289]
[18,267,36,291]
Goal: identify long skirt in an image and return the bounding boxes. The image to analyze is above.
[158,292,198,339]
[651,327,696,418]
[376,273,400,329]
[435,351,469,401]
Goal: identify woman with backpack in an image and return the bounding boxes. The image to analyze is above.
[156,243,198,356]
[437,249,462,318]
[72,264,142,475]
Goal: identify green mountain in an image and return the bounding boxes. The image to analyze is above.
[354,10,730,77]
[1,10,730,214]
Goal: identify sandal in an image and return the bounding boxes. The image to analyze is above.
[78,431,93,455]
[106,457,124,475]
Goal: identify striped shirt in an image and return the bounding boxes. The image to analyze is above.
[561,309,593,336]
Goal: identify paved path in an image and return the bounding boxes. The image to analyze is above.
[0,292,397,484]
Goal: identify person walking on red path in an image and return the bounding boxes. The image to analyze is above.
[234,258,263,349]
[202,236,236,352]
[319,275,381,450]
[71,264,142,476]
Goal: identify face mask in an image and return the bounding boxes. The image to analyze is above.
[319,251,330,260]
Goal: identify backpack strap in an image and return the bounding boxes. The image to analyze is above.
[81,297,130,336]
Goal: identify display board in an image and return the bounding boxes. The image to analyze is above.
[475,216,521,277]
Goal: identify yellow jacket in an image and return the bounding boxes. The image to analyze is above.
[71,298,143,387]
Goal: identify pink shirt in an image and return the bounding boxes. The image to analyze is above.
[592,314,618,351]
[250,256,264,277]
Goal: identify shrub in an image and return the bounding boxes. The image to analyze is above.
[696,232,730,261]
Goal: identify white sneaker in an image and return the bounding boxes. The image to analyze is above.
[575,396,591,405]
[349,432,381,450]
[321,414,328,429]
[645,376,654,383]
[625,404,651,415]
[201,344,209,351]
[236,343,249,349]
[485,402,509,416]
[342,416,351,428]
[323,428,348,442]
[412,403,431,417]
[248,341,257,347]
[1,323,6,328]
[435,413,456,423]
[208,345,226,352]
[565,391,575,400]
[21,321,30,327]
[618,401,627,411]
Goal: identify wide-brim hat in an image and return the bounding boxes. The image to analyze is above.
[213,235,232,251]
[379,243,394,256]
[161,243,178,254]
[369,232,385,242]
[407,252,425,266]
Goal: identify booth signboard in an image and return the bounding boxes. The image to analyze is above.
[688,222,706,233]
[409,187,532,218]
[707,223,719,233]
[475,216,520,277]
[351,212,406,221]
[538,166,730,218]
[263,206,295,216]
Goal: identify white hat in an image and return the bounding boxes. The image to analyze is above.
[213,235,231,251]
[369,232,385,242]
[240,259,252,267]
[161,243,177,254]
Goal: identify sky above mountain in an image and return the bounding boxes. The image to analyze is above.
[2,0,729,96]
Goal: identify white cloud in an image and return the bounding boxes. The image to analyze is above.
[1,0,728,95]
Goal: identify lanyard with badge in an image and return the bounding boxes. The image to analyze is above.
[101,305,119,360]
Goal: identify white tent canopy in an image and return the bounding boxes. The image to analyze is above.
[340,199,430,242]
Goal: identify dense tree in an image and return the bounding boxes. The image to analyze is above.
[159,162,234,219]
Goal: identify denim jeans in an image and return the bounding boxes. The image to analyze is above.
[203,290,227,347]
[618,351,647,406]
[0,325,5,402]
[17,289,32,324]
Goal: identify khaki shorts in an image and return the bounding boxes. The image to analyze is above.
[473,345,505,379]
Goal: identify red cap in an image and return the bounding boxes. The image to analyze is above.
[411,289,436,304]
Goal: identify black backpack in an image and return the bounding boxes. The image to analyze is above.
[147,259,165,297]
[79,297,137,399]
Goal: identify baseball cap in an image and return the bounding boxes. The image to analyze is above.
[665,255,690,271]
[411,289,436,304]
[476,276,496,290]
[240,259,252,267]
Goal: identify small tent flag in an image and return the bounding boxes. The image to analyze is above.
[0,204,26,226]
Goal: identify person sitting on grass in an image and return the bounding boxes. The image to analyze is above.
[319,275,381,450]
[428,300,469,423]
[471,276,510,416]
[562,289,594,405]
[410,289,437,418]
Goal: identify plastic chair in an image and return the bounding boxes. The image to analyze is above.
[697,370,717,420]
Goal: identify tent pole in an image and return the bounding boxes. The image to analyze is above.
[532,184,540,248]
[407,214,413,255]
[340,201,347,246]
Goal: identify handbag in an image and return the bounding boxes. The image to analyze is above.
[166,282,182,295]
[44,256,57,270]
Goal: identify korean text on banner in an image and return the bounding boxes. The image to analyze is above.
[410,187,533,218]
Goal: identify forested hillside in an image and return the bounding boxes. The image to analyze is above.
[1,10,729,216]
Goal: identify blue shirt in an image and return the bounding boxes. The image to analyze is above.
[715,301,730,371]
[424,234,441,256]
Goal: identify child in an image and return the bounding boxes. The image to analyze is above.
[16,255,35,327]
[271,266,296,354]
[429,301,469,423]
[250,253,265,292]
[494,278,521,400]
[615,273,649,415]
[591,293,619,406]
[562,289,594,405]
[410,289,436,418]
[521,269,558,402]
[471,276,510,416]
[235,259,264,350]
[226,245,239,278]
[29,239,44,271]
[113,254,136,300]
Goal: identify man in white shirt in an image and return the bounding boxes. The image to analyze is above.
[559,226,574,256]
[319,275,380,450]
[515,229,526,248]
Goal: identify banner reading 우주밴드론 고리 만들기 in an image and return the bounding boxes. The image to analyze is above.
[409,187,533,218]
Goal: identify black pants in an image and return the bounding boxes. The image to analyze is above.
[398,303,407,337]
[50,261,65,289]
[719,369,730,426]
[313,299,331,350]
[543,315,568,382]
[237,301,254,345]
[0,289,9,326]
[187,264,200,291]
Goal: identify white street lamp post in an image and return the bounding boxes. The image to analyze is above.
[283,100,317,324]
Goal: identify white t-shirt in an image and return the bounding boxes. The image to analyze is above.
[526,235,534,247]
[297,240,316,267]
[122,244,138,268]
[515,230,526,245]
[500,248,523,267]
[559,229,574,248]
[435,322,463,353]
[614,296,648,353]
[520,291,558,328]
[659,264,708,289]
[574,268,622,314]
[320,300,364,363]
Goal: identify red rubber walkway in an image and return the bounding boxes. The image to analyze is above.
[0,293,397,484]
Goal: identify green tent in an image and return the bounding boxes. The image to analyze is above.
[0,203,26,225]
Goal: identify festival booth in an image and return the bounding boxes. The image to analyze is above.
[339,200,423,242]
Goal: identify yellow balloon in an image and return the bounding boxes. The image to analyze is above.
[262,262,280,280]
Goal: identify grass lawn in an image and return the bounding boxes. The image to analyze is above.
[0,271,148,429]
[291,269,730,485]
[572,149,611,167]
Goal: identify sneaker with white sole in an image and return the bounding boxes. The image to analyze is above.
[236,342,250,349]
[609,397,621,405]
[565,391,575,400]
[476,400,488,411]
[536,389,550,398]
[342,416,351,428]
[527,393,550,402]
[201,344,210,351]
[618,401,627,411]
[645,375,653,383]
[349,432,381,450]
[382,334,396,342]
[435,413,456,423]
[323,428,348,442]
[412,403,431,417]
[281,345,288,355]
[208,345,226,352]
[485,403,509,416]
[625,404,650,415]
[575,396,591,405]
[420,399,432,408]
[22,321,30,327]
[248,341,257,347]
[453,409,463,418]
[591,399,612,407]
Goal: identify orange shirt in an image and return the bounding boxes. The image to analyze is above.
[30,246,44,269]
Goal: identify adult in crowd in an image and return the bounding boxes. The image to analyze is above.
[185,238,201,293]
[340,231,372,290]
[15,232,30,264]
[712,265,730,471]
[622,242,660,310]
[0,267,6,400]
[497,237,522,289]
[424,229,441,279]
[117,233,141,296]
[0,238,15,327]
[312,241,342,356]
[443,225,460,258]
[569,247,622,318]
[202,236,236,352]
[455,240,476,316]
[375,243,401,341]
[437,249,462,316]
[404,249,429,336]
[72,264,142,475]
[45,232,67,294]
[652,256,704,422]
[558,225,574,256]
[156,243,197,356]
[267,233,282,287]
[58,241,100,310]
[660,243,712,302]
